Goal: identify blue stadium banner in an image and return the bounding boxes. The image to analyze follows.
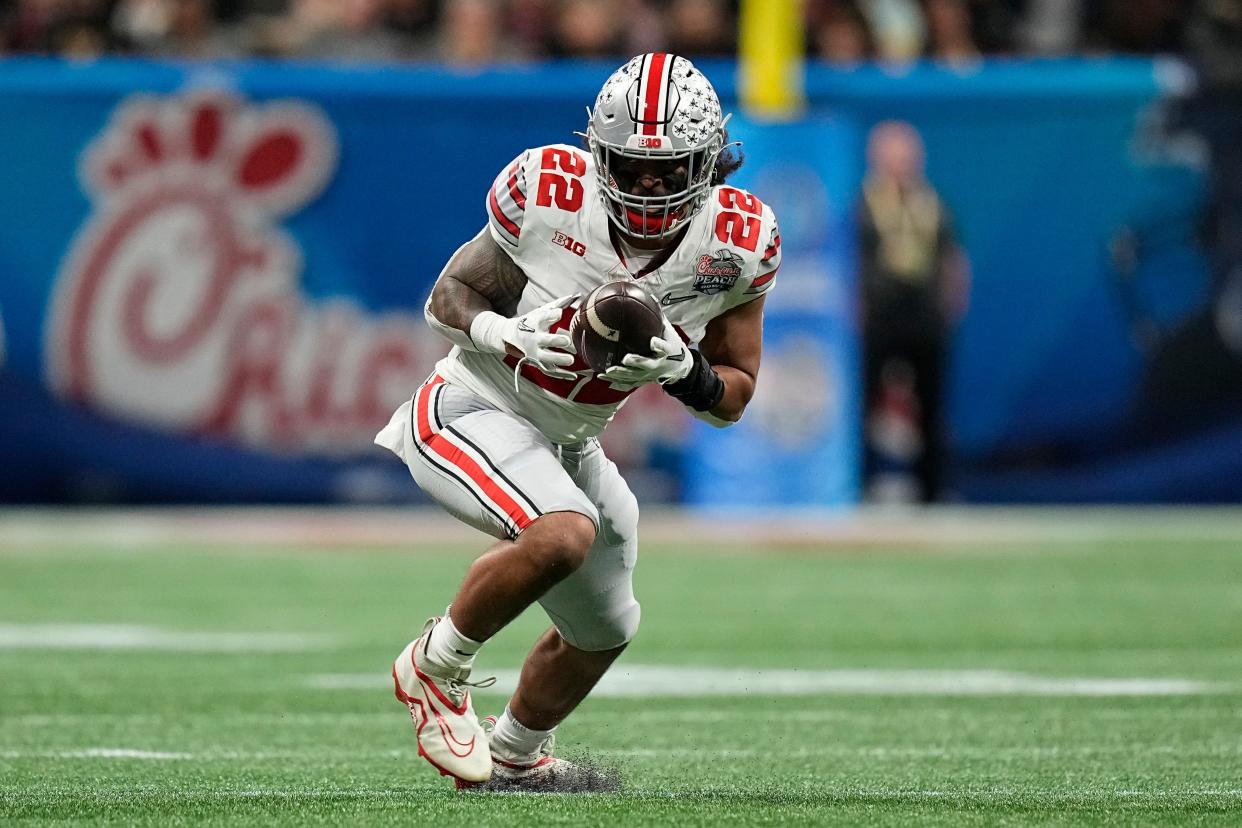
[1,57,1229,504]
[683,116,861,509]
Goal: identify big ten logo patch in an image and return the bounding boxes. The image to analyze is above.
[46,91,435,453]
[552,230,586,257]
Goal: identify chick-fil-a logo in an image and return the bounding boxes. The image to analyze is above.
[46,90,433,453]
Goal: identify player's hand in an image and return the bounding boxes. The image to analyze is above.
[499,294,580,380]
[600,317,693,387]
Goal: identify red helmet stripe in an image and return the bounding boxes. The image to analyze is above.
[641,52,669,137]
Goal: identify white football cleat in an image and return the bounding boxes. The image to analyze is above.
[392,617,495,784]
[456,715,620,793]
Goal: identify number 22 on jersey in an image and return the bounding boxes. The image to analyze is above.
[536,148,586,213]
[714,186,762,252]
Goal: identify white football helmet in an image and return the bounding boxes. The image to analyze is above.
[585,53,730,240]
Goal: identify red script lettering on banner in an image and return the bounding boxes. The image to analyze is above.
[47,91,436,453]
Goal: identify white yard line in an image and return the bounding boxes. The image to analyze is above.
[0,623,330,652]
[1,748,194,760]
[310,665,1227,697]
[5,506,1242,550]
[7,707,1238,728]
[3,746,1239,762]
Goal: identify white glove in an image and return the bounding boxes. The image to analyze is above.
[600,317,693,387]
[470,294,579,380]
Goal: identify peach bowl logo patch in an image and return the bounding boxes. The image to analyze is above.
[46,91,433,454]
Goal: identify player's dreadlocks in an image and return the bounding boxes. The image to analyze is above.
[712,130,744,185]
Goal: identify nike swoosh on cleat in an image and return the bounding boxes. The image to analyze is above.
[422,687,478,756]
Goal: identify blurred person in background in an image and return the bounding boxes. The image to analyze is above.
[857,0,925,62]
[808,0,876,64]
[5,0,117,57]
[432,0,524,65]
[112,0,243,58]
[386,0,438,39]
[545,0,622,57]
[964,0,1017,53]
[1016,0,1083,54]
[858,120,968,503]
[259,0,405,61]
[1133,0,1242,435]
[506,0,557,56]
[923,0,979,62]
[1081,0,1185,54]
[2,0,63,53]
[665,0,734,57]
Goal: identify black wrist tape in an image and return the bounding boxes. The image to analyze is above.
[663,349,725,412]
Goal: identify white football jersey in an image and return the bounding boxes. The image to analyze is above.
[434,143,781,444]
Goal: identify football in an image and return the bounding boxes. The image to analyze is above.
[571,281,665,374]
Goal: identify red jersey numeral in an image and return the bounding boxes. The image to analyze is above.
[714,187,763,251]
[719,186,762,215]
[535,148,587,212]
[502,305,636,405]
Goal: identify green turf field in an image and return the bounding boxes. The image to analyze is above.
[1,510,1240,825]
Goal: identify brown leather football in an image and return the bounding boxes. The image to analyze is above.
[571,281,665,374]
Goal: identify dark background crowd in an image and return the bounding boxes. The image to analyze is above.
[0,0,1228,65]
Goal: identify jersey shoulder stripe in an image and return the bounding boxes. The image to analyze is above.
[486,145,591,252]
[486,151,530,248]
[748,213,780,296]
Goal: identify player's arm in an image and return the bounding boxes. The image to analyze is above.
[662,213,778,425]
[693,295,764,425]
[424,229,578,378]
[426,228,528,344]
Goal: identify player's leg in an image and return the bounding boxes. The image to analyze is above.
[446,512,596,643]
[376,376,601,784]
[507,628,625,731]
[484,439,639,787]
[911,332,947,502]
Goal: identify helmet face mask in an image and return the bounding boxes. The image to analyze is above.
[584,54,729,241]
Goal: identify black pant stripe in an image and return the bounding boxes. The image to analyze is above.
[442,423,544,520]
[409,383,518,539]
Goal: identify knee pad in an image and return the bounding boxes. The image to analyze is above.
[597,488,638,554]
[546,595,640,652]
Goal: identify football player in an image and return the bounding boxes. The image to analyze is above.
[376,53,780,791]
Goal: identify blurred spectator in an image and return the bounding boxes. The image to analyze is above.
[1017,0,1082,54]
[858,121,968,502]
[260,0,405,61]
[434,0,523,65]
[809,1,876,64]
[1082,0,1185,54]
[616,0,663,55]
[112,0,243,58]
[1133,0,1242,435]
[665,0,734,57]
[0,0,1227,63]
[506,0,556,55]
[3,0,62,53]
[55,0,119,57]
[923,0,979,63]
[546,0,622,58]
[386,0,438,38]
[966,0,1016,53]
[858,0,926,62]
[3,0,115,56]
